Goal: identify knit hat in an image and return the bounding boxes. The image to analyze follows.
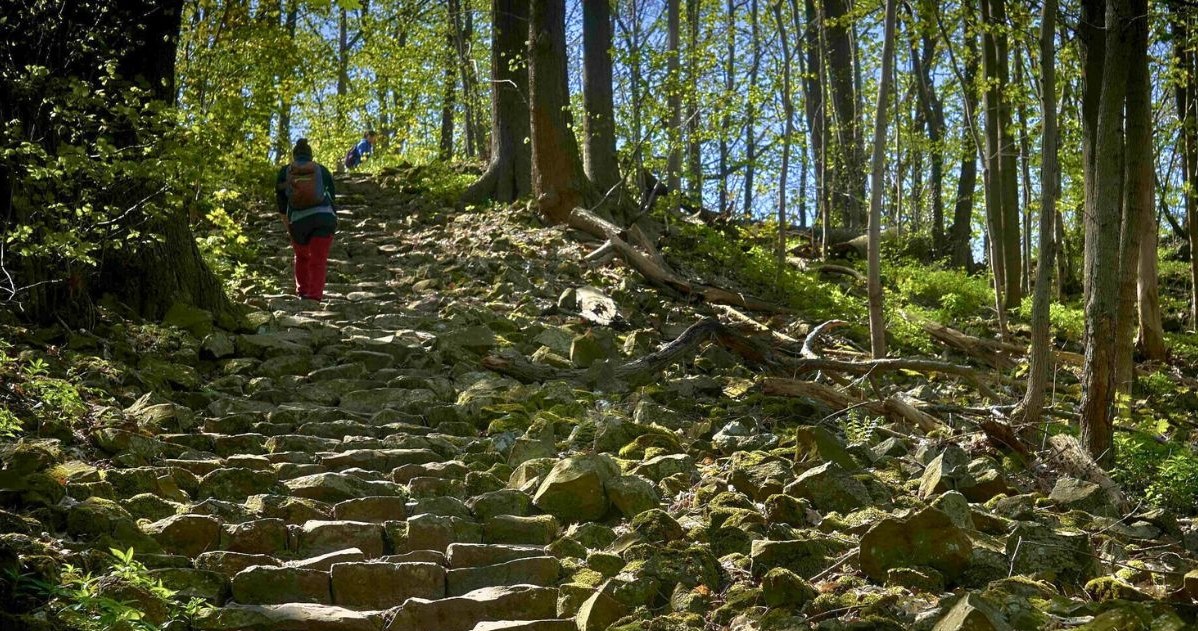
[292,138,313,160]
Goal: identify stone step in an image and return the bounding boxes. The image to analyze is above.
[382,585,559,631]
[330,561,445,609]
[198,603,382,631]
[446,544,547,569]
[445,556,560,597]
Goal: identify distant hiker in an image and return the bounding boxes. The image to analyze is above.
[342,130,378,171]
[277,138,337,301]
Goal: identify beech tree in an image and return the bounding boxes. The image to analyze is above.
[461,0,532,205]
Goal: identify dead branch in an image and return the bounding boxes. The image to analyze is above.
[715,305,803,347]
[567,207,788,314]
[483,318,767,385]
[802,320,850,359]
[775,356,1002,400]
[760,377,944,432]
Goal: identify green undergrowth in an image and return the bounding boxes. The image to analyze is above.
[14,547,210,631]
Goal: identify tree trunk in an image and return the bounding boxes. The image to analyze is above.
[2,0,235,324]
[668,0,683,215]
[908,8,945,248]
[1080,0,1132,467]
[867,0,898,358]
[582,0,621,197]
[1138,208,1167,361]
[823,0,862,229]
[795,0,826,238]
[460,0,532,205]
[993,0,1021,309]
[949,8,979,270]
[686,0,703,204]
[774,1,795,267]
[1172,8,1198,327]
[1115,0,1151,392]
[744,0,761,217]
[1016,0,1057,428]
[449,0,479,159]
[439,10,457,162]
[529,0,594,224]
[274,0,297,162]
[720,0,735,215]
[1015,52,1033,294]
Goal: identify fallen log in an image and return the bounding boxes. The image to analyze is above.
[567,207,787,314]
[918,316,1084,369]
[801,320,850,359]
[775,356,1001,400]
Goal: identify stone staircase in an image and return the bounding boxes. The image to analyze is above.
[62,175,593,631]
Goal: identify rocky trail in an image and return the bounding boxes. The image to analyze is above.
[3,171,1198,631]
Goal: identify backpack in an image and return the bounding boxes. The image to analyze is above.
[343,147,361,169]
[286,161,325,210]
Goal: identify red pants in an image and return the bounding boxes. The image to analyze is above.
[291,235,333,300]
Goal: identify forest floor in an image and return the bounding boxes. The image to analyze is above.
[2,169,1198,630]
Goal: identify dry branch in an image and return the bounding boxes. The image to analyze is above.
[482,318,766,385]
[760,377,944,432]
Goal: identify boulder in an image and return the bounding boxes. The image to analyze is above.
[931,593,1014,631]
[445,556,559,596]
[604,475,660,517]
[532,455,620,522]
[231,566,331,605]
[297,521,386,559]
[330,561,445,609]
[859,507,973,583]
[197,603,378,631]
[784,461,871,514]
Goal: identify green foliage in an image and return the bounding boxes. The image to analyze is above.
[1014,297,1086,342]
[839,410,881,445]
[44,548,209,631]
[890,264,992,324]
[667,221,864,324]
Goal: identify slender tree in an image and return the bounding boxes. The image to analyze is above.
[1015,0,1057,428]
[668,0,683,215]
[867,0,898,357]
[774,1,795,266]
[745,0,761,216]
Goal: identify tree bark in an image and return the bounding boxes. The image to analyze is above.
[439,8,457,162]
[460,0,532,205]
[867,0,898,358]
[744,0,761,217]
[908,6,945,248]
[529,0,594,224]
[686,0,703,203]
[774,1,795,267]
[1080,0,1132,467]
[822,0,863,229]
[1015,0,1057,429]
[1172,8,1198,327]
[720,0,736,215]
[274,0,298,162]
[668,0,683,215]
[1115,0,1151,391]
[582,0,621,197]
[948,4,980,269]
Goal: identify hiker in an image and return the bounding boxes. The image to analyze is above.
[342,130,378,171]
[276,138,337,301]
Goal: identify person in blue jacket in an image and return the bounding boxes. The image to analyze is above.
[343,130,378,171]
[276,139,337,300]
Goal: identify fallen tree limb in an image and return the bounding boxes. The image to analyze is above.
[760,377,943,432]
[918,317,1084,369]
[802,320,850,359]
[567,207,787,314]
[788,257,866,282]
[775,356,1001,400]
[482,318,768,385]
[714,305,803,347]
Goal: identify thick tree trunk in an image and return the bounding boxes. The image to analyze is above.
[867,0,898,358]
[529,0,594,224]
[1016,0,1057,428]
[1138,210,1167,360]
[582,0,621,197]
[2,0,235,324]
[460,0,532,205]
[1081,0,1132,467]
